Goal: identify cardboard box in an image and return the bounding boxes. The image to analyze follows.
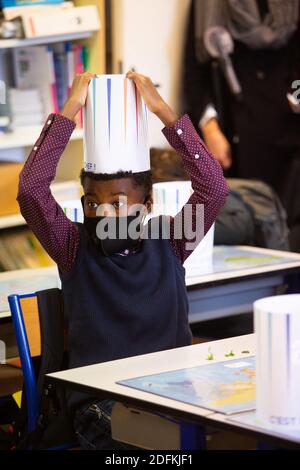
[111,403,181,450]
[0,162,23,216]
[22,5,100,38]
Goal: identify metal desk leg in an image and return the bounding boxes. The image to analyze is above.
[257,441,281,450]
[180,422,206,450]
[285,273,300,294]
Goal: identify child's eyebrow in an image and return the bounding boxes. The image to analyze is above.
[110,191,128,196]
[85,192,97,197]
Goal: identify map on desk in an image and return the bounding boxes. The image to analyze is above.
[118,356,256,415]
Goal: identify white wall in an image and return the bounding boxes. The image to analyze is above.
[112,0,191,148]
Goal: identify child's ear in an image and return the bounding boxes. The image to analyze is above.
[80,196,85,210]
[144,194,152,213]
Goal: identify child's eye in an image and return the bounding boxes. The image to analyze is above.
[113,201,125,209]
[88,202,98,209]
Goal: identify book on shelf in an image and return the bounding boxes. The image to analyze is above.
[0,226,55,272]
[0,50,11,131]
[0,41,88,148]
[0,178,82,271]
[18,4,100,39]
[1,0,66,8]
[12,45,59,118]
[1,1,99,44]
[52,41,86,111]
[8,88,44,127]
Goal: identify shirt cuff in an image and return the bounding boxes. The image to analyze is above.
[199,104,218,130]
[162,114,200,148]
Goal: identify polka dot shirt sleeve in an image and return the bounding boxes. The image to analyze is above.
[17,114,80,273]
[162,114,229,264]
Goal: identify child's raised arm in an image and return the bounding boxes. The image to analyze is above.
[17,72,95,273]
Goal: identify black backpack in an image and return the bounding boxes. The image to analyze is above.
[215,179,290,251]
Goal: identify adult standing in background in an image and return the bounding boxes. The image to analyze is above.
[183,0,300,250]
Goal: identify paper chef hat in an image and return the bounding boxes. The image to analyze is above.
[83,74,150,174]
[152,181,215,275]
[254,294,300,430]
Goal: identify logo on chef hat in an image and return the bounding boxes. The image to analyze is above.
[83,74,150,174]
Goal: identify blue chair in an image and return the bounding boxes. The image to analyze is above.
[8,289,74,449]
[9,290,206,450]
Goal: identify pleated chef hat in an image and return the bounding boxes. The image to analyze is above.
[83,74,150,174]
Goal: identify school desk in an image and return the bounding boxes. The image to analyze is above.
[186,245,300,323]
[1,246,300,324]
[0,266,60,322]
[47,334,300,449]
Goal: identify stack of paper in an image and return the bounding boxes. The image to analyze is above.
[9,88,44,127]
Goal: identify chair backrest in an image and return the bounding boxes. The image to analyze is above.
[8,288,64,435]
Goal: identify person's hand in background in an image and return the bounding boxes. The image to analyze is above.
[201,118,232,170]
[287,92,300,114]
[60,72,96,122]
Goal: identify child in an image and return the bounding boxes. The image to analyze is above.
[17,71,228,449]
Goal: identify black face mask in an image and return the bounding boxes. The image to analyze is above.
[81,197,145,256]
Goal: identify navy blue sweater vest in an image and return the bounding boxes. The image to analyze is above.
[60,219,192,403]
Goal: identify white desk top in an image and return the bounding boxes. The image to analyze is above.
[48,334,254,420]
[48,333,300,447]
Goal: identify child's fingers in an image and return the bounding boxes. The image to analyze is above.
[126,71,149,84]
[83,72,97,79]
[73,72,96,86]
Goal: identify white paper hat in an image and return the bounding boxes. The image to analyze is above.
[59,199,84,223]
[83,74,150,174]
[254,294,300,430]
[152,181,214,275]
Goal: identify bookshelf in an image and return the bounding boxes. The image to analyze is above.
[0,0,106,268]
[0,213,25,230]
[0,31,96,49]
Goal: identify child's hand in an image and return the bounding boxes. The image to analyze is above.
[60,72,96,122]
[126,71,178,128]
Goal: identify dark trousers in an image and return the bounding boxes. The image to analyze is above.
[74,399,138,450]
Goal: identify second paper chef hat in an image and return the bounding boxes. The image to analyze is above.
[83,74,150,174]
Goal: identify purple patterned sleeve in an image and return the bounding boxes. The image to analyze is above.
[17,114,80,273]
[162,114,229,263]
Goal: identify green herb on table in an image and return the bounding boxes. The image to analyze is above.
[225,350,235,357]
[207,348,214,361]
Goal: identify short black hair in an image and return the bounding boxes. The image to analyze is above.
[80,169,153,199]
